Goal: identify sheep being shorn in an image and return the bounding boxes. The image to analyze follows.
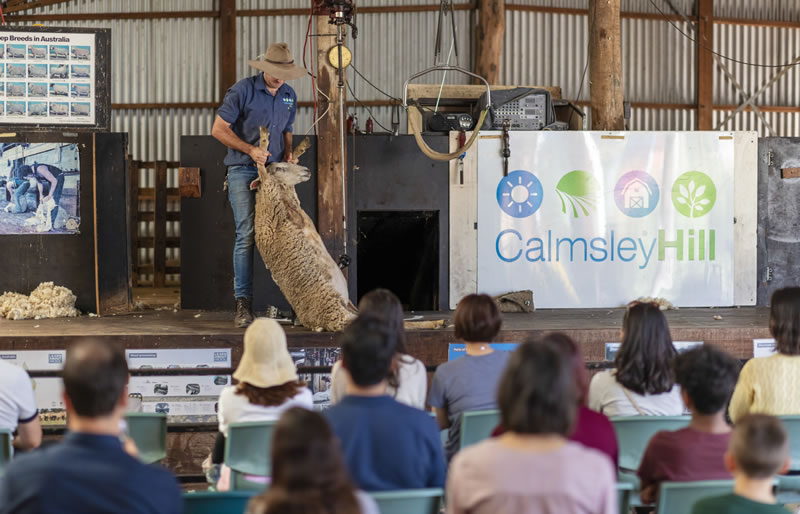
[253,128,356,332]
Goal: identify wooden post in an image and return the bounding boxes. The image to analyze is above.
[589,0,624,130]
[128,157,139,287]
[153,162,168,288]
[316,14,347,260]
[697,0,714,130]
[475,0,505,84]
[219,0,237,101]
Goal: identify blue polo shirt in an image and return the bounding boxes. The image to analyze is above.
[0,432,182,514]
[217,73,297,167]
[324,395,447,491]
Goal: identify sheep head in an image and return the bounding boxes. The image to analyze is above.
[266,162,311,186]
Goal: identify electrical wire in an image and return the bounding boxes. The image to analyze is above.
[346,78,393,133]
[350,63,401,102]
[0,2,6,25]
[570,0,597,127]
[647,0,800,68]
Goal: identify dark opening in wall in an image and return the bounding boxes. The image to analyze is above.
[357,210,439,311]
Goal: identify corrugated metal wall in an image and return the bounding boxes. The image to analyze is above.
[9,0,800,284]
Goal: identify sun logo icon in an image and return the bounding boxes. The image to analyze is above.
[496,170,544,218]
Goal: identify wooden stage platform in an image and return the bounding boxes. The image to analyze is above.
[0,306,772,367]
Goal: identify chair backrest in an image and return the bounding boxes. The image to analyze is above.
[656,480,734,513]
[778,415,800,470]
[370,488,444,514]
[0,429,14,477]
[183,491,256,514]
[611,416,690,471]
[460,409,500,449]
[124,413,167,464]
[225,421,277,490]
[616,481,633,514]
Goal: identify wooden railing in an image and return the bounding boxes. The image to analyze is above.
[129,160,181,287]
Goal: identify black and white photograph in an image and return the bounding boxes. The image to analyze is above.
[0,142,81,234]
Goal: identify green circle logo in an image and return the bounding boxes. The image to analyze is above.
[556,170,600,218]
[671,171,716,218]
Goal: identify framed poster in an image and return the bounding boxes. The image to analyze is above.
[0,27,110,131]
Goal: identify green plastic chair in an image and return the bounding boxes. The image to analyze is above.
[611,416,690,471]
[655,480,733,513]
[0,429,14,477]
[184,491,257,514]
[370,488,444,514]
[224,421,276,491]
[616,481,633,514]
[460,409,500,449]
[774,416,800,503]
[124,413,167,464]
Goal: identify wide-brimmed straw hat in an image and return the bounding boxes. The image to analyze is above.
[233,319,298,388]
[248,43,306,81]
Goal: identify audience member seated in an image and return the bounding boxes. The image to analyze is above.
[325,314,446,491]
[447,339,617,514]
[0,339,182,514]
[330,289,426,409]
[210,319,312,484]
[428,294,510,461]
[637,344,741,504]
[692,414,791,514]
[492,333,619,467]
[0,359,41,451]
[730,287,800,422]
[589,302,683,416]
[246,407,379,514]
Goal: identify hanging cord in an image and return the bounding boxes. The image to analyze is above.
[0,2,6,25]
[406,104,489,161]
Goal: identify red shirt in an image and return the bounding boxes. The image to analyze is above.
[637,427,731,489]
[492,405,619,468]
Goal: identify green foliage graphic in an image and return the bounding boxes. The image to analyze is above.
[671,171,716,218]
[555,170,600,218]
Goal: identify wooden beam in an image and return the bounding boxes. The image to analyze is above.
[697,0,714,130]
[589,0,624,130]
[220,0,237,101]
[475,0,505,85]
[315,15,347,261]
[6,11,218,21]
[153,162,168,289]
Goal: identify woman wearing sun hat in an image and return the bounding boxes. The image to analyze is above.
[211,42,307,328]
[206,318,312,485]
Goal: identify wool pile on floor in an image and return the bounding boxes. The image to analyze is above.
[0,282,80,320]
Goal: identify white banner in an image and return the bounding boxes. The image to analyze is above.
[477,132,735,308]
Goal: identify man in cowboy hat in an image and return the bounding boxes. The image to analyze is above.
[212,42,306,328]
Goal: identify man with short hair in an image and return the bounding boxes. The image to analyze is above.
[0,340,182,514]
[211,42,305,328]
[692,414,791,513]
[324,314,446,491]
[637,344,742,504]
[0,359,42,451]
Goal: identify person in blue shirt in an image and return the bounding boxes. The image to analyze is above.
[211,42,306,328]
[0,340,182,514]
[324,314,447,491]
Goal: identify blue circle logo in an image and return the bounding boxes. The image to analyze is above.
[497,170,544,218]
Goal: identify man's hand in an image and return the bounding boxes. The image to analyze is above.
[42,195,53,203]
[283,152,299,165]
[248,145,270,166]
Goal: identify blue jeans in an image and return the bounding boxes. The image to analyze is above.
[227,165,259,300]
[11,179,30,213]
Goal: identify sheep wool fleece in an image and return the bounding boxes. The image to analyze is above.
[253,129,356,332]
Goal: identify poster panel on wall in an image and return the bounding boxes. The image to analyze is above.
[0,30,96,125]
[477,132,735,308]
[0,142,80,234]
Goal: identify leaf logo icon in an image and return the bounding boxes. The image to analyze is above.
[556,170,600,218]
[671,171,716,218]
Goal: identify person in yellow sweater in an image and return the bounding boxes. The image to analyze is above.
[729,287,800,423]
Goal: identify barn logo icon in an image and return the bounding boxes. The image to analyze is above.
[496,170,544,218]
[614,170,660,218]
